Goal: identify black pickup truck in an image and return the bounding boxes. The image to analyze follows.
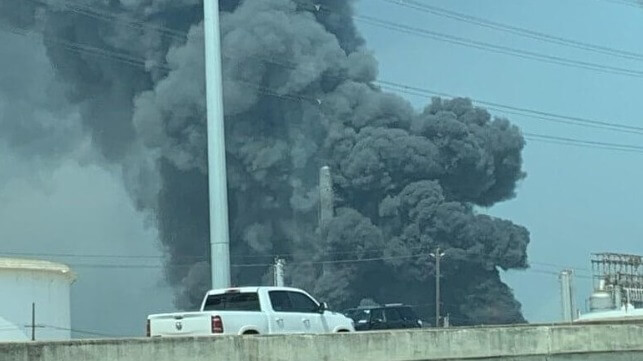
[343,304,423,331]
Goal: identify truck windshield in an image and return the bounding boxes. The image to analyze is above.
[203,292,261,311]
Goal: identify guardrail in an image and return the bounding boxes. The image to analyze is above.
[2,323,643,361]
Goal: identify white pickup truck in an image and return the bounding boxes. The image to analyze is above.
[147,286,355,336]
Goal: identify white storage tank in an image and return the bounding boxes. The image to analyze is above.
[0,258,75,341]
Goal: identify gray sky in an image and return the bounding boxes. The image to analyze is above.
[0,157,175,337]
[1,0,642,337]
[355,0,643,322]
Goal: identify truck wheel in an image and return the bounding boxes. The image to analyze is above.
[243,330,259,335]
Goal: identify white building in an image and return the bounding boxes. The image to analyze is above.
[0,258,75,341]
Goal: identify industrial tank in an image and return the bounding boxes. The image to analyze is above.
[0,258,75,341]
[589,290,615,312]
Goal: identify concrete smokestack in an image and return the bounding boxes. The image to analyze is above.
[319,166,334,276]
[319,165,334,227]
[559,270,575,323]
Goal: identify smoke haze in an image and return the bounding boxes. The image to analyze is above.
[0,0,530,325]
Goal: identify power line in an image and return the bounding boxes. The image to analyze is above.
[29,0,643,80]
[0,245,412,261]
[42,324,120,338]
[524,133,643,154]
[7,4,643,136]
[5,19,643,154]
[376,80,643,134]
[353,14,643,79]
[524,136,643,154]
[8,28,643,157]
[230,55,643,138]
[0,249,597,278]
[9,26,643,155]
[595,0,643,8]
[530,261,591,274]
[517,268,593,280]
[53,253,436,270]
[381,0,643,62]
[26,0,188,41]
[219,51,643,138]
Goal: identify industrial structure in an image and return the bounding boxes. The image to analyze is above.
[559,270,576,323]
[0,258,75,341]
[319,165,334,277]
[575,252,643,323]
[319,165,334,227]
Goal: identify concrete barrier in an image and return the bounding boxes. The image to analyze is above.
[2,323,643,361]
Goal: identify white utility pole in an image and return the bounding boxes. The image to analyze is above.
[203,0,231,289]
[559,269,576,323]
[430,248,445,327]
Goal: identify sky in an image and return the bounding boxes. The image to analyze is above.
[354,0,643,322]
[0,29,175,337]
[0,0,642,338]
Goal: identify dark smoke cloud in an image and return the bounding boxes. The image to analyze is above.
[0,0,530,323]
[0,29,86,179]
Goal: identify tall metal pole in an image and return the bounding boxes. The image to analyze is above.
[204,0,231,289]
[31,302,35,341]
[435,248,441,327]
[319,166,334,277]
[319,166,334,227]
[559,270,575,322]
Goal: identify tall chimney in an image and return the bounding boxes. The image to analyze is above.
[319,166,334,276]
[560,270,576,323]
[319,166,334,227]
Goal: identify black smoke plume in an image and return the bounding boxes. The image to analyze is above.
[1,0,529,324]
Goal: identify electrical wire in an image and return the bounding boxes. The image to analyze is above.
[375,80,643,134]
[530,261,591,274]
[6,26,643,155]
[27,0,643,80]
[46,252,435,270]
[0,249,598,281]
[25,0,188,41]
[353,13,643,79]
[4,8,643,137]
[41,324,120,338]
[595,0,643,8]
[3,1,642,274]
[380,0,643,62]
[524,133,643,154]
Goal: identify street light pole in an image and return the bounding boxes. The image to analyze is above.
[430,248,445,327]
[203,0,231,289]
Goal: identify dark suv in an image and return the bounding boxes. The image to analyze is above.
[343,304,423,331]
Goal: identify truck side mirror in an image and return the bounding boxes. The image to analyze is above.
[318,302,329,313]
